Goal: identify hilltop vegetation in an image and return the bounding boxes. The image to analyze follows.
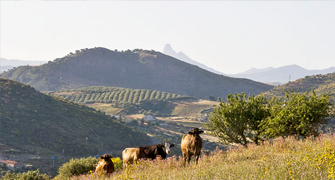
[265,72,335,101]
[0,78,151,157]
[0,47,273,99]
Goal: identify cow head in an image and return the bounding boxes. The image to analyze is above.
[99,154,113,167]
[188,128,204,136]
[95,154,114,174]
[163,142,175,154]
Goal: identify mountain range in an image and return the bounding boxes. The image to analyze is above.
[229,65,335,85]
[162,44,335,85]
[0,47,272,99]
[0,58,46,73]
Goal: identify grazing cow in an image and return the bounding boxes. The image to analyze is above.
[94,154,114,174]
[122,142,174,168]
[181,128,204,165]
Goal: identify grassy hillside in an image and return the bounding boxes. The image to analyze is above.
[65,134,335,180]
[0,47,273,99]
[265,73,335,101]
[0,78,151,157]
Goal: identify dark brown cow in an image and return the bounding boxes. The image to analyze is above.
[122,143,174,168]
[181,128,204,165]
[94,154,114,174]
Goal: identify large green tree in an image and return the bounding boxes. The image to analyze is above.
[205,93,271,147]
[262,91,332,138]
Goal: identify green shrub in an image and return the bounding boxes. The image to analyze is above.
[56,156,98,179]
[111,157,123,171]
[1,169,49,180]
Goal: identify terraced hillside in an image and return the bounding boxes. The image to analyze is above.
[51,86,186,104]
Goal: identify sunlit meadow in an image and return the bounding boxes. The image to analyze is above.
[70,134,335,180]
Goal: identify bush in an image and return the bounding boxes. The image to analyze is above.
[1,169,49,180]
[56,156,98,179]
[111,157,123,171]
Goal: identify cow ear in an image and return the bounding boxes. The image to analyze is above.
[188,130,194,134]
[100,156,104,160]
[199,129,204,134]
[170,144,175,148]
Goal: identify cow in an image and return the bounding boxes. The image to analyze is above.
[181,128,204,165]
[122,142,174,168]
[94,154,114,174]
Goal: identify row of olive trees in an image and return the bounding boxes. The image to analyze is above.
[205,91,333,147]
[61,89,183,104]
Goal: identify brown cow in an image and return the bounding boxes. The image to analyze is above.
[94,154,114,174]
[181,128,204,165]
[122,143,174,168]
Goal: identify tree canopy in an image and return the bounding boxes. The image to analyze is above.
[205,91,333,147]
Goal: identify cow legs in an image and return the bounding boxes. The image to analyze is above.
[195,152,201,164]
[182,153,187,166]
[182,152,192,166]
[195,155,200,164]
[187,154,192,164]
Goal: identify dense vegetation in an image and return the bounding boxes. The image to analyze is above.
[265,72,335,102]
[1,169,49,180]
[206,92,333,147]
[0,47,273,99]
[0,78,151,157]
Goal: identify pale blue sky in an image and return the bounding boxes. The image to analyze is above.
[1,1,335,74]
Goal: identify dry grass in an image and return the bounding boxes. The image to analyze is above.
[171,100,218,116]
[70,134,335,180]
[86,103,122,115]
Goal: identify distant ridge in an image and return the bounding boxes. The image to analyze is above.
[0,58,46,73]
[229,64,335,84]
[0,58,45,67]
[0,47,273,99]
[264,72,335,102]
[163,44,223,75]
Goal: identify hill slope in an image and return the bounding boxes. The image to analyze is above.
[229,64,335,84]
[264,72,335,101]
[0,47,273,99]
[0,78,150,156]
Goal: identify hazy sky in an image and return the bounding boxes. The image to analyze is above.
[1,1,335,74]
